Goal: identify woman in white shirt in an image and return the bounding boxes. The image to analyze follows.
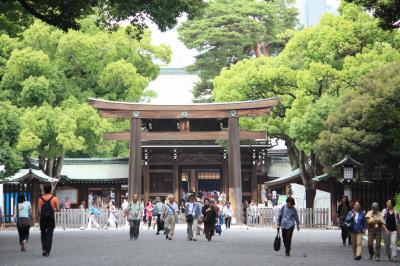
[13,193,32,252]
[223,202,233,229]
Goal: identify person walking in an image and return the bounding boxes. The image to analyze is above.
[223,201,233,229]
[366,202,388,261]
[79,201,86,230]
[153,197,164,235]
[337,195,351,246]
[185,194,201,241]
[38,184,60,257]
[107,202,119,229]
[145,201,153,229]
[277,197,300,257]
[202,198,218,241]
[125,194,143,240]
[345,200,366,260]
[88,203,100,229]
[13,193,32,252]
[162,194,179,240]
[382,198,399,261]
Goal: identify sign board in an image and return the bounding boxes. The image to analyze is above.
[278,195,287,205]
[56,188,78,204]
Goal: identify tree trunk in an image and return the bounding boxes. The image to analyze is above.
[45,158,54,177]
[53,151,64,179]
[254,43,262,57]
[299,150,316,208]
[260,41,270,56]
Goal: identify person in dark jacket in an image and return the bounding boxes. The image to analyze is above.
[202,198,218,241]
[337,195,351,246]
[345,200,366,261]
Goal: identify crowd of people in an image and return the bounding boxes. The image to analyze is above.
[337,196,399,261]
[9,186,400,262]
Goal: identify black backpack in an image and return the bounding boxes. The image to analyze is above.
[40,196,55,226]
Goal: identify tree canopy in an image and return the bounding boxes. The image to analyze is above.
[344,0,400,30]
[0,19,171,178]
[213,3,400,207]
[316,62,400,176]
[1,0,205,34]
[178,0,297,102]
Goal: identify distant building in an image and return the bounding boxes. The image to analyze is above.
[296,0,338,28]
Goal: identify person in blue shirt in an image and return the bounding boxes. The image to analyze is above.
[345,200,366,261]
[277,197,300,257]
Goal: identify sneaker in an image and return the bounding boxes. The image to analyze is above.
[354,256,361,260]
[369,254,374,260]
[156,232,160,235]
[193,239,197,241]
[375,257,380,262]
[165,235,168,239]
[168,237,172,240]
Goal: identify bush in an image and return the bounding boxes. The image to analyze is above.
[395,193,400,213]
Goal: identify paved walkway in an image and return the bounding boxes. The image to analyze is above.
[0,225,397,266]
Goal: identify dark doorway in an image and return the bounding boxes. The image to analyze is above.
[197,169,221,192]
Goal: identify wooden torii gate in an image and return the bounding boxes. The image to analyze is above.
[90,98,278,224]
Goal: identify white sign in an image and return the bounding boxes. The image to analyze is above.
[56,189,78,204]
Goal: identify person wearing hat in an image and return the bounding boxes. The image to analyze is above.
[366,202,388,261]
[185,194,201,241]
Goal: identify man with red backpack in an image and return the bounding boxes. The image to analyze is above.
[38,184,59,257]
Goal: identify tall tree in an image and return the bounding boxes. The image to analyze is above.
[213,3,400,207]
[0,101,23,179]
[0,19,171,177]
[344,0,400,30]
[1,0,205,33]
[178,0,297,102]
[316,62,400,177]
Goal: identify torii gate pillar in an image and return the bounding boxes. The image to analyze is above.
[129,117,141,202]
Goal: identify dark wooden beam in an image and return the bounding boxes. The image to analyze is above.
[90,97,279,112]
[104,130,266,141]
[98,108,271,119]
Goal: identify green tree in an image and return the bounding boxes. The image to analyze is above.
[0,19,171,177]
[178,0,297,102]
[0,101,23,179]
[0,20,171,106]
[344,0,400,30]
[1,0,205,33]
[213,3,400,207]
[0,1,33,36]
[316,62,400,177]
[17,99,110,178]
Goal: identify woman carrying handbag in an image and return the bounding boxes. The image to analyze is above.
[13,193,32,252]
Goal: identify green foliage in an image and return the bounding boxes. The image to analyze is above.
[395,193,400,213]
[315,62,400,170]
[0,1,33,37]
[0,18,170,176]
[0,20,171,107]
[213,3,400,206]
[178,0,297,102]
[1,0,205,33]
[344,0,400,30]
[0,101,23,179]
[17,99,110,159]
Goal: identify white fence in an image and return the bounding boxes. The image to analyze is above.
[245,207,331,228]
[55,209,186,229]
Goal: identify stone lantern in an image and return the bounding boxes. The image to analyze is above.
[332,155,363,200]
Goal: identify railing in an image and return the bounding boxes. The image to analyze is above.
[245,207,331,228]
[55,209,187,229]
